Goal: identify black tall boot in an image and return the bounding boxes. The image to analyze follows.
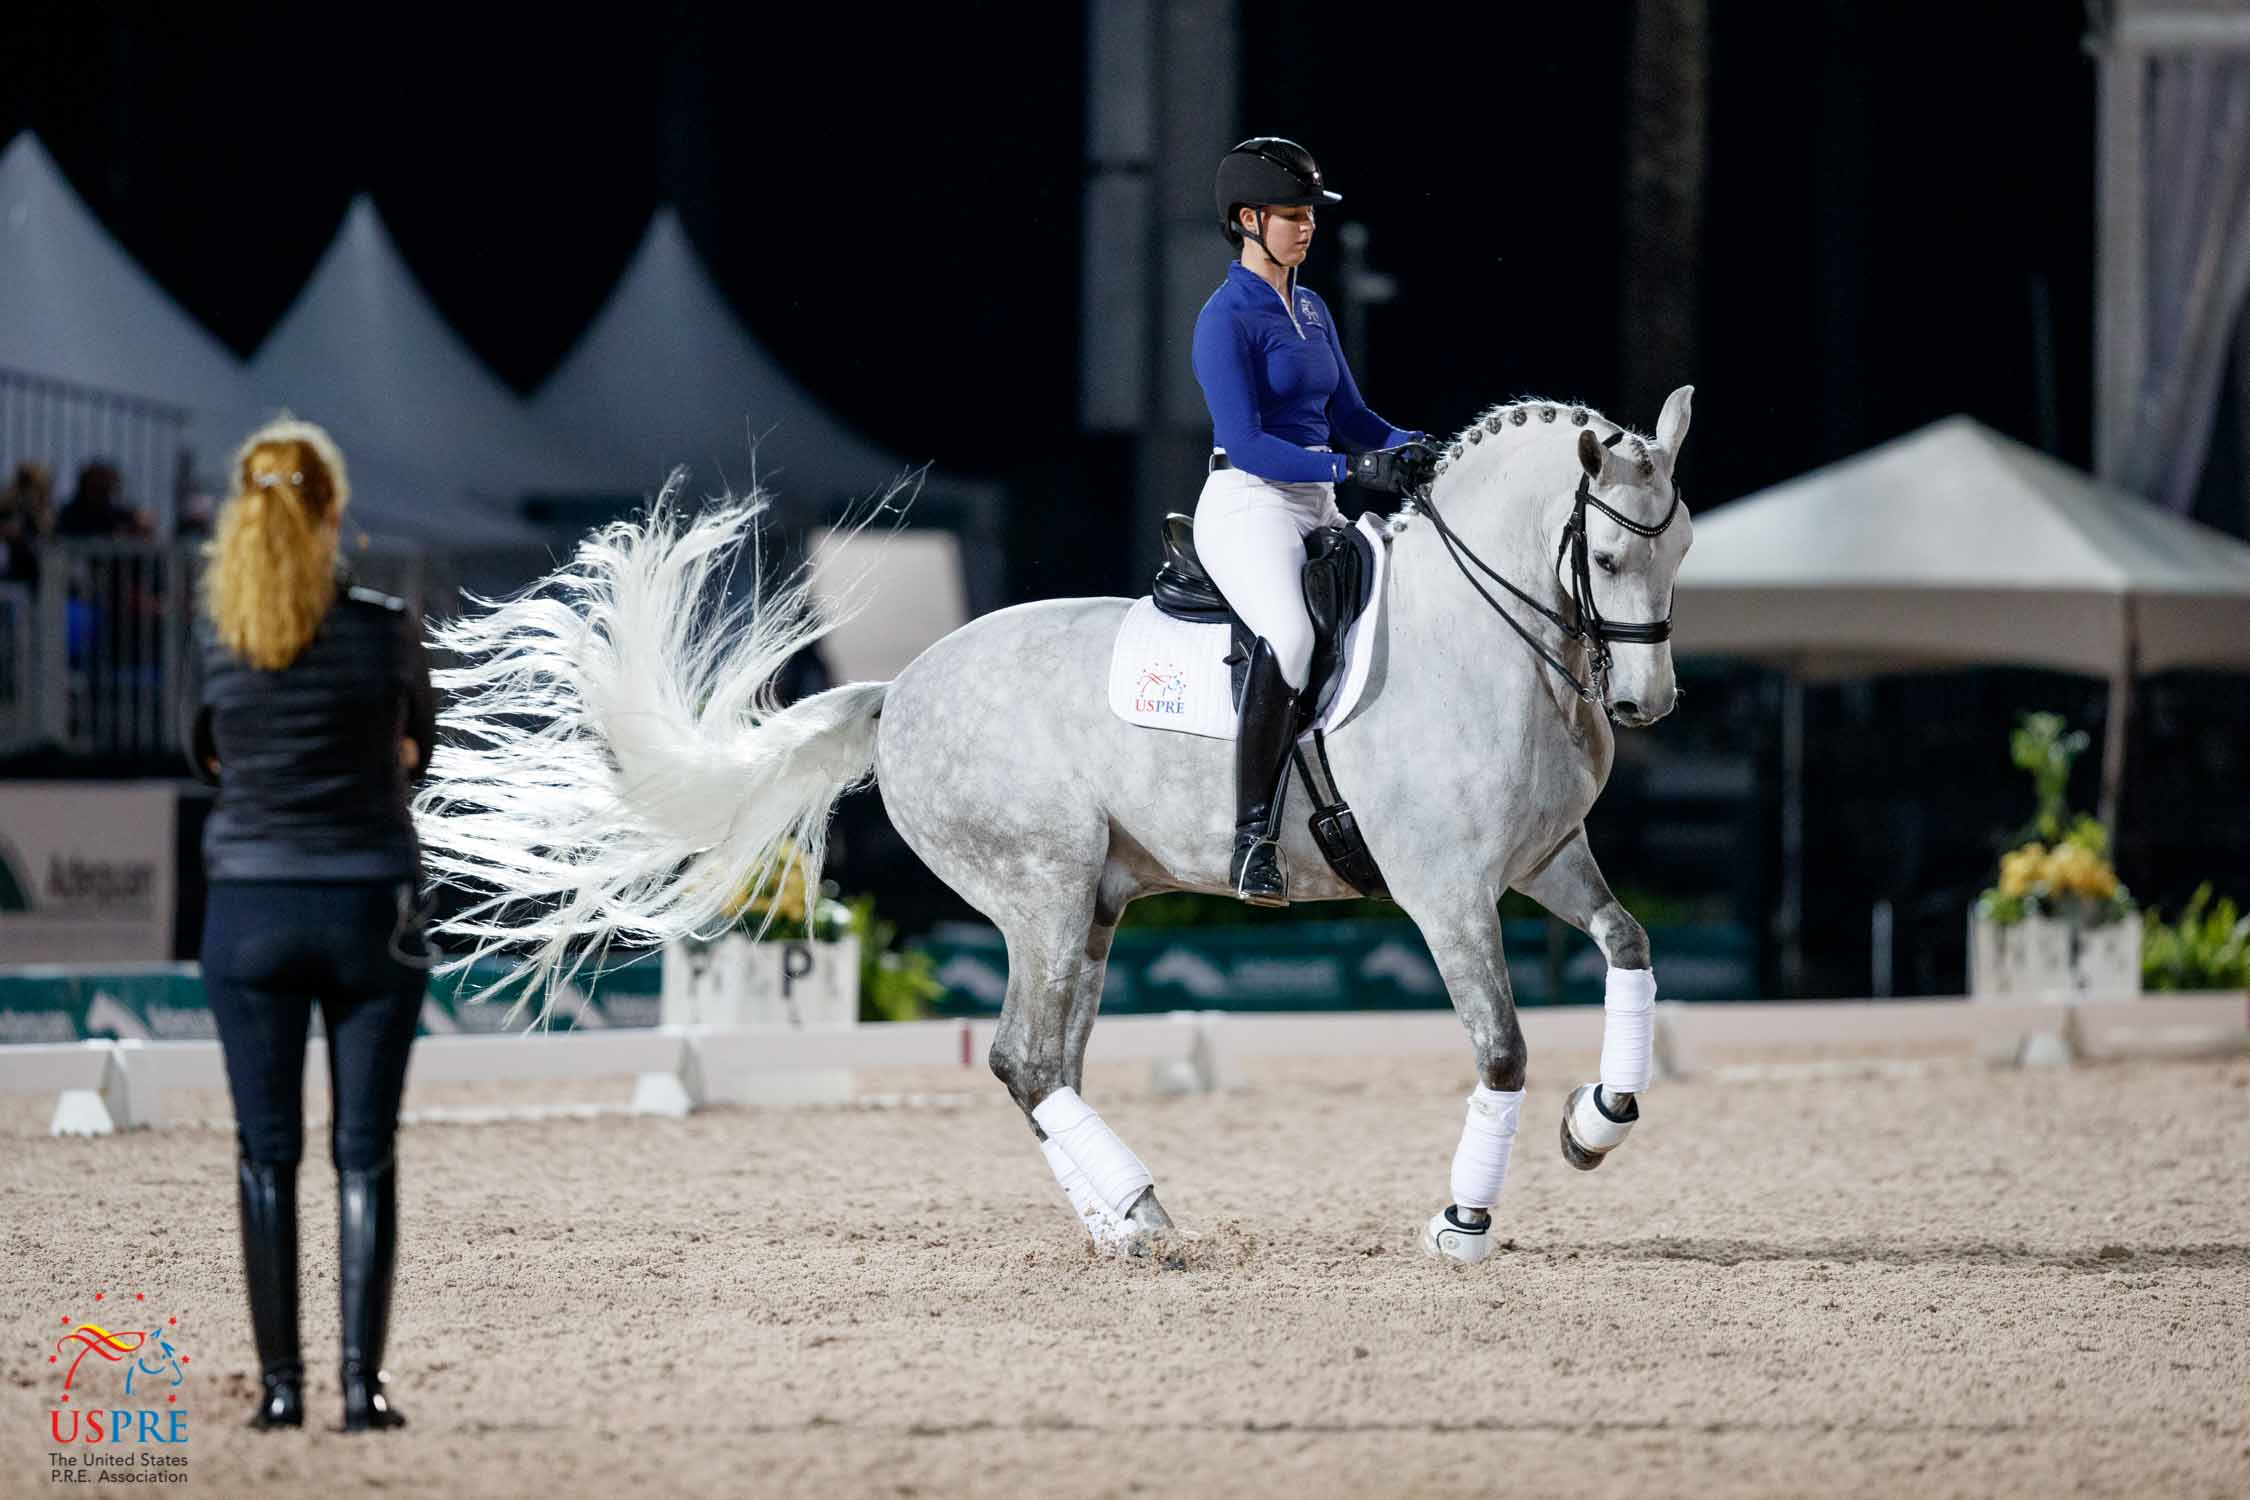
[1230,637,1300,907]
[236,1157,303,1429]
[337,1158,406,1432]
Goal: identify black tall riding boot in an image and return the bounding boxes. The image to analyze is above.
[337,1158,406,1432]
[237,1158,303,1429]
[1230,637,1300,906]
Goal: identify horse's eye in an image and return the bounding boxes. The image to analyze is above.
[1594,553,1618,575]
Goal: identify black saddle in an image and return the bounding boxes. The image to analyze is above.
[1150,513,1376,720]
[1147,512,1390,901]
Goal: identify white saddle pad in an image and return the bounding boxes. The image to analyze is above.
[1107,513,1390,741]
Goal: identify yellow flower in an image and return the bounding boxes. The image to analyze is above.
[1998,844,2047,899]
[721,843,810,925]
[2023,840,2121,900]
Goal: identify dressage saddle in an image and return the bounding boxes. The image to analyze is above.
[1147,512,1390,901]
[1150,513,1375,724]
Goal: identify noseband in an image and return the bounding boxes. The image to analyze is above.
[1408,430,1681,712]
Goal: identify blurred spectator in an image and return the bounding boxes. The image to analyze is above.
[0,460,56,585]
[176,488,218,540]
[58,459,148,538]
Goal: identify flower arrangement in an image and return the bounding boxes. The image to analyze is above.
[720,844,942,1022]
[1974,714,2134,928]
[723,846,844,939]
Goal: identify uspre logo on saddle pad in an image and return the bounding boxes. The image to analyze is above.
[1107,513,1390,740]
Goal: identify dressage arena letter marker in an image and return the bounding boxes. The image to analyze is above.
[781,943,816,997]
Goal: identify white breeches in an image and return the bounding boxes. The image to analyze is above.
[1193,466,1342,691]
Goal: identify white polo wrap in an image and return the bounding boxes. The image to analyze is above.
[1032,1086,1154,1219]
[1448,1084,1525,1212]
[1040,1137,1131,1248]
[1601,966,1657,1094]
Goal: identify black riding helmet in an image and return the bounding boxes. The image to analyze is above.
[1215,136,1342,248]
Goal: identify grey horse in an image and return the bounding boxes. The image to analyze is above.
[413,386,1695,1262]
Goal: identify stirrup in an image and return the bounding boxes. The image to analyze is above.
[1231,834,1287,906]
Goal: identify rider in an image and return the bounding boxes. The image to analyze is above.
[1191,136,1439,905]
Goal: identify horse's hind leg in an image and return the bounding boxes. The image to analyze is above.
[988,872,1175,1252]
[1515,826,1656,1170]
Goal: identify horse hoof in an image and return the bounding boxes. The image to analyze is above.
[1420,1206,1494,1266]
[1123,1225,1198,1269]
[1560,1083,1636,1171]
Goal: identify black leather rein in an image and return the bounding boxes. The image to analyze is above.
[1409,429,1681,710]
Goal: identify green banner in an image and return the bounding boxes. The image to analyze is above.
[912,918,1755,1015]
[2,922,1755,1038]
[0,956,667,1042]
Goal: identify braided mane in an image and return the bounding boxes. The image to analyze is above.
[1433,399,1661,483]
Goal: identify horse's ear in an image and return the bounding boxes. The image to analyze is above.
[1577,427,1606,481]
[1656,384,1694,458]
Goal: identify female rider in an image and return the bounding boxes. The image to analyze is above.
[1190,136,1438,904]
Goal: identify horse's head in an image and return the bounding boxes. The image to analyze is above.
[1561,385,1695,727]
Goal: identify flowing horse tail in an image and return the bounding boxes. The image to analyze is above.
[411,472,890,1023]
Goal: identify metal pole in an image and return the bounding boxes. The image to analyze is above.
[1336,222,1396,396]
[2092,18,2146,481]
[1780,669,1805,997]
[2098,595,2138,838]
[1870,898,1893,999]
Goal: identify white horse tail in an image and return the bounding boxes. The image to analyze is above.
[412,470,892,1022]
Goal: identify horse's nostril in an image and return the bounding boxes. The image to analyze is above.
[1614,700,1641,720]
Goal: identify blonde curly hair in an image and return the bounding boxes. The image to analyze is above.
[200,416,351,670]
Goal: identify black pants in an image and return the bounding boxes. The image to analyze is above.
[201,880,424,1170]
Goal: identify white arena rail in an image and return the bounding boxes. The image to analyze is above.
[3,996,2244,1136]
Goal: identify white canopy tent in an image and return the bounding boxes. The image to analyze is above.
[0,132,272,524]
[1673,416,2250,985]
[533,206,1004,645]
[534,208,941,505]
[1675,415,2250,682]
[250,197,581,544]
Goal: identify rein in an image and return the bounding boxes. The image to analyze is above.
[1407,430,1681,711]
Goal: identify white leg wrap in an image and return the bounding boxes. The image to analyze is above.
[1040,1138,1132,1248]
[1448,1085,1525,1211]
[1031,1087,1154,1219]
[1600,967,1657,1095]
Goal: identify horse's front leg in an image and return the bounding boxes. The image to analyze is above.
[1515,826,1655,1170]
[1414,906,1527,1266]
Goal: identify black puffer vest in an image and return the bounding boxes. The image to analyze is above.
[186,583,436,882]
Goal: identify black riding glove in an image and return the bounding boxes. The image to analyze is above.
[1349,440,1442,495]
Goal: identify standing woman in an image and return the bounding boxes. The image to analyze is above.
[1191,137,1439,904]
[186,416,434,1432]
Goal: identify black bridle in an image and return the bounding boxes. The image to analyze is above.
[1410,429,1682,712]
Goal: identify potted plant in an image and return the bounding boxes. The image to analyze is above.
[660,846,943,1026]
[2141,885,2250,993]
[660,847,860,1027]
[1969,714,2139,999]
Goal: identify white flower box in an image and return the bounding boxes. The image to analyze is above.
[1969,912,2140,1000]
[660,933,861,1103]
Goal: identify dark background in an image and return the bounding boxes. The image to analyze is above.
[0,2,2098,507]
[8,2,2242,995]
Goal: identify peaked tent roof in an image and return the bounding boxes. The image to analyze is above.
[251,196,595,529]
[0,132,271,485]
[532,208,982,509]
[1672,416,2250,677]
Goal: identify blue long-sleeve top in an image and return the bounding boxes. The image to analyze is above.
[1190,260,1419,484]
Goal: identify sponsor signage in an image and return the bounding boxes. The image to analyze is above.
[914,918,1758,1014]
[0,784,176,963]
